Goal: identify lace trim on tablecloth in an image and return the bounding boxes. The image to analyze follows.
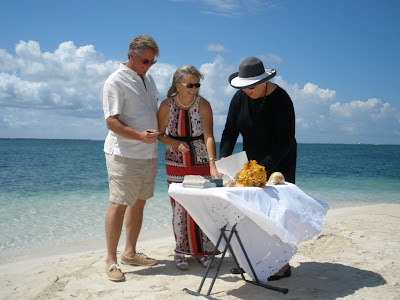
[207,196,246,230]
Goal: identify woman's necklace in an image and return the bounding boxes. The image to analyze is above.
[176,93,196,109]
[250,83,268,113]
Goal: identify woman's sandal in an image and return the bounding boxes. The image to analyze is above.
[196,255,213,269]
[174,254,189,271]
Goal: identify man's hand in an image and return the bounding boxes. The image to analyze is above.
[142,129,159,144]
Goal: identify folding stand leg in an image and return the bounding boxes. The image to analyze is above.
[184,224,235,297]
[196,225,227,294]
[184,224,288,297]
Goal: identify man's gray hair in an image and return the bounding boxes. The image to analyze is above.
[127,35,159,59]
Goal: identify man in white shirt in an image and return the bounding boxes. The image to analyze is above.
[102,35,160,282]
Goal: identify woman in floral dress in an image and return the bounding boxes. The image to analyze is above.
[157,65,222,271]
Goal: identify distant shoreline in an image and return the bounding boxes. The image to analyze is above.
[0,138,97,141]
[1,138,399,146]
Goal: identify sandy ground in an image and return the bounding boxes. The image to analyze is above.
[1,204,399,300]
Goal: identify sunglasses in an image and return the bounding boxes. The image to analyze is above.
[180,82,201,88]
[242,82,266,90]
[142,59,157,65]
[242,85,258,90]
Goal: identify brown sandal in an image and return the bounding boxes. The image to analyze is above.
[174,254,189,271]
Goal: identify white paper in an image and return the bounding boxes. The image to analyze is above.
[216,151,248,184]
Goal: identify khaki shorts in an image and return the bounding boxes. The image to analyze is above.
[105,154,158,206]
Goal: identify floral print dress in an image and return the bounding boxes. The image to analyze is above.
[165,95,215,256]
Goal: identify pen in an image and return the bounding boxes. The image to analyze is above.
[146,130,167,137]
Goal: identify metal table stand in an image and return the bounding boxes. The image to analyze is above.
[184,224,289,297]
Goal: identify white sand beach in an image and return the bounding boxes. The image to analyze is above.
[1,203,399,300]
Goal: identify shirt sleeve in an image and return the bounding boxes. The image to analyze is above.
[219,91,240,158]
[102,81,123,119]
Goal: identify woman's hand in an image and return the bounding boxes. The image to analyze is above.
[210,164,223,179]
[178,142,190,153]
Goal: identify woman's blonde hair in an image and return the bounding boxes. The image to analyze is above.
[167,65,204,97]
[127,35,159,59]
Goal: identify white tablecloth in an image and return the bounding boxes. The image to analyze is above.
[168,182,329,282]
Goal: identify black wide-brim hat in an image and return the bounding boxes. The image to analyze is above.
[229,56,276,89]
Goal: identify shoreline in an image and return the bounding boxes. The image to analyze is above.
[0,201,382,265]
[1,203,399,299]
[0,226,173,265]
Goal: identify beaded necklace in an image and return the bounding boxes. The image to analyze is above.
[176,93,196,109]
[249,83,268,112]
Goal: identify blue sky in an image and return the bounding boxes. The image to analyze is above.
[1,0,399,144]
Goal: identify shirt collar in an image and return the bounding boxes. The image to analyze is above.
[120,63,145,81]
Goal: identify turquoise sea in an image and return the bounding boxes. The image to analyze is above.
[0,139,399,262]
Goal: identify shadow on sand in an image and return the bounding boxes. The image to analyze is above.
[124,258,385,299]
[126,259,385,299]
[225,261,386,300]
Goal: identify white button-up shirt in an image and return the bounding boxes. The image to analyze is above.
[102,63,159,159]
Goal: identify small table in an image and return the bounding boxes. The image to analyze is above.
[168,182,329,296]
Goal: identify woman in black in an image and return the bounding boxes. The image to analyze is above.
[220,56,296,280]
[220,56,297,183]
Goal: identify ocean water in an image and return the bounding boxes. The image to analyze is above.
[0,139,399,262]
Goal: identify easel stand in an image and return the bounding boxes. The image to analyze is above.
[184,224,288,297]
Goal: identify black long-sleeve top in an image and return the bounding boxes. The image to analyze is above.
[219,85,297,183]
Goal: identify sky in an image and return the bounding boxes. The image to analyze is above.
[0,0,399,144]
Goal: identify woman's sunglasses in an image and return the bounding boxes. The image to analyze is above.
[242,82,266,90]
[180,82,201,88]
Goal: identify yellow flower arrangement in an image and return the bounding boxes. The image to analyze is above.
[235,160,267,187]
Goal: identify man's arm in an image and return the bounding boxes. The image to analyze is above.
[106,115,158,144]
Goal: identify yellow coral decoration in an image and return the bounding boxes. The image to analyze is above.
[235,160,267,187]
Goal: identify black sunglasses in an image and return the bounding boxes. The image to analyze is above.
[242,85,257,90]
[142,59,157,65]
[242,82,266,90]
[180,82,201,88]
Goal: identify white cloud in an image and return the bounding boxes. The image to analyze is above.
[168,0,241,17]
[207,43,230,53]
[0,40,119,139]
[0,40,399,144]
[203,0,239,10]
[1,108,40,129]
[148,63,178,100]
[330,98,395,121]
[0,40,118,118]
[0,49,17,72]
[202,0,240,16]
[259,53,283,67]
[13,40,113,86]
[0,107,108,139]
[199,0,276,16]
[169,0,278,17]
[275,76,400,143]
[327,99,400,141]
[302,83,336,101]
[199,55,236,113]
